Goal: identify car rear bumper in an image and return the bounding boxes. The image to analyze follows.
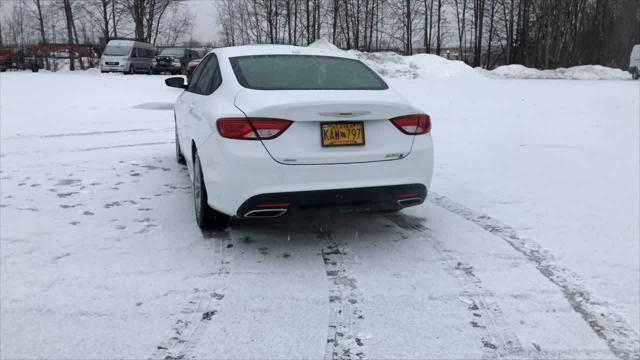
[237,184,427,217]
[197,133,434,216]
[101,65,125,72]
[153,64,181,71]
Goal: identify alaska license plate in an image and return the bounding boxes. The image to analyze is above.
[321,122,365,147]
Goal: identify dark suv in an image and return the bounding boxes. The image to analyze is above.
[153,48,199,75]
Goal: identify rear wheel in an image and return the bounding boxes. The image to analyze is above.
[633,71,639,80]
[193,151,230,229]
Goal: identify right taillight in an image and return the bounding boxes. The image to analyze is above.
[390,114,431,135]
[216,118,292,140]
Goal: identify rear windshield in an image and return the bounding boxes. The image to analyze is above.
[160,48,185,56]
[103,45,131,56]
[229,55,388,90]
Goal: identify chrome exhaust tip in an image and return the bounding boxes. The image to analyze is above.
[243,208,288,218]
[397,197,423,207]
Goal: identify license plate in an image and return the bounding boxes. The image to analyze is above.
[321,122,365,147]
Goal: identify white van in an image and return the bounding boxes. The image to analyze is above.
[630,44,640,80]
[100,39,156,74]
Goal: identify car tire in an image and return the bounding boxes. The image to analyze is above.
[633,72,639,80]
[193,151,230,229]
[175,122,185,165]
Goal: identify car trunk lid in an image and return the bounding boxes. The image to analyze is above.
[234,88,418,165]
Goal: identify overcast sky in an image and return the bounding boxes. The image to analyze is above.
[186,0,219,43]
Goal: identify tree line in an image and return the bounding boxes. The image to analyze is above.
[0,0,195,70]
[217,0,640,69]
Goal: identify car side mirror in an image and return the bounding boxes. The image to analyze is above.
[165,77,187,89]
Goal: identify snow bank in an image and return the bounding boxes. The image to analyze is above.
[307,39,631,81]
[350,51,420,79]
[478,64,631,80]
[407,54,481,79]
[309,40,476,79]
[307,39,341,52]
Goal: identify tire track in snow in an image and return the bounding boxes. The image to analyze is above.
[429,192,640,360]
[313,225,366,360]
[0,141,174,158]
[384,214,525,359]
[2,128,173,141]
[79,141,173,152]
[150,228,234,360]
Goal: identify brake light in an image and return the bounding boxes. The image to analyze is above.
[216,118,292,140]
[390,114,431,135]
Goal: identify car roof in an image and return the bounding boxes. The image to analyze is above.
[211,45,355,60]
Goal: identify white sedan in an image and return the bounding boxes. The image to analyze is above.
[166,45,434,228]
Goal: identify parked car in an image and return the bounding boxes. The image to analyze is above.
[0,49,15,71]
[0,55,7,72]
[630,44,640,80]
[186,49,213,78]
[192,48,209,58]
[165,45,434,228]
[186,58,203,79]
[100,39,156,74]
[153,48,199,75]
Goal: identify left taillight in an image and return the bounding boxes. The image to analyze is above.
[216,118,292,140]
[389,114,431,135]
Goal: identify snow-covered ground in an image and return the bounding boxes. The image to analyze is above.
[1,56,639,359]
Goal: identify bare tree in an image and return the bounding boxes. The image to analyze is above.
[82,0,112,44]
[0,1,4,47]
[154,3,193,46]
[62,0,76,70]
[471,0,486,66]
[453,0,469,60]
[423,0,435,53]
[485,0,498,67]
[32,0,50,69]
[405,0,413,54]
[435,0,442,54]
